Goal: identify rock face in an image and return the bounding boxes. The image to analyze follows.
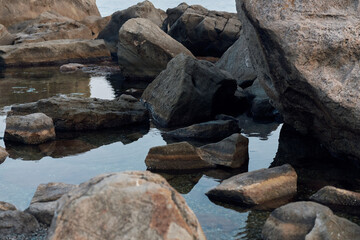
[164,3,242,57]
[0,39,111,67]
[142,54,237,127]
[80,16,111,38]
[5,113,56,145]
[0,146,8,163]
[310,186,360,207]
[0,0,100,28]
[47,171,206,240]
[117,18,194,78]
[235,0,360,161]
[97,1,166,54]
[262,201,360,240]
[0,202,17,211]
[9,95,149,131]
[0,24,15,45]
[0,210,39,234]
[206,164,297,206]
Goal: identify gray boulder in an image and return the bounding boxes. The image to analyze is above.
[142,54,237,127]
[310,186,360,207]
[0,24,15,45]
[117,18,194,78]
[0,210,39,235]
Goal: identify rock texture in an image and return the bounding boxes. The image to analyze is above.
[0,24,15,45]
[0,0,100,28]
[206,164,297,206]
[80,15,111,38]
[9,95,149,131]
[0,39,111,67]
[310,186,360,207]
[262,201,360,240]
[47,171,206,240]
[0,146,9,163]
[0,202,17,211]
[0,210,39,234]
[142,54,237,127]
[164,3,241,57]
[117,18,194,78]
[235,0,360,161]
[5,113,56,145]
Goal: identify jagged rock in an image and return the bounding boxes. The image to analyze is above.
[0,39,111,67]
[59,63,85,72]
[117,18,194,78]
[47,171,206,240]
[164,3,241,57]
[262,201,360,240]
[5,113,56,145]
[0,146,8,163]
[80,15,111,38]
[9,95,149,131]
[206,164,297,206]
[0,210,39,234]
[310,186,360,207]
[0,201,17,211]
[142,54,237,127]
[0,24,15,45]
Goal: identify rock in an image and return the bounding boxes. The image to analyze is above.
[262,201,360,240]
[0,201,17,211]
[5,113,56,145]
[235,0,360,161]
[164,3,242,57]
[9,95,149,131]
[0,0,100,28]
[0,210,39,235]
[0,146,8,163]
[0,24,15,45]
[145,142,214,171]
[142,54,237,127]
[60,63,85,72]
[0,39,111,67]
[117,18,194,78]
[198,134,249,168]
[26,201,58,226]
[310,186,360,207]
[97,1,167,54]
[163,120,240,141]
[206,164,297,206]
[80,15,111,38]
[47,171,206,240]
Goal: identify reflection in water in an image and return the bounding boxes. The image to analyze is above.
[237,210,270,240]
[238,114,280,140]
[90,76,115,99]
[106,73,150,98]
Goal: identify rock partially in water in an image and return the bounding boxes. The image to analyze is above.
[310,186,360,207]
[9,95,149,131]
[0,201,17,211]
[59,63,85,72]
[0,210,39,235]
[80,15,111,38]
[5,113,56,145]
[47,171,206,240]
[206,164,297,206]
[117,18,194,78]
[0,39,111,67]
[0,146,9,163]
[164,3,242,57]
[142,54,237,127]
[0,24,15,45]
[262,201,360,240]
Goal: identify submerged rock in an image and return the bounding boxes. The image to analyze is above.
[5,113,56,145]
[47,171,206,240]
[0,201,17,211]
[0,210,39,235]
[0,24,15,45]
[310,186,360,207]
[0,146,9,163]
[117,18,194,78]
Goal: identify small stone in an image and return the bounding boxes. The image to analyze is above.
[310,186,360,207]
[0,201,17,211]
[60,63,85,72]
[0,146,9,163]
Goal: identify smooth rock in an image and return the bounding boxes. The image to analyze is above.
[0,146,8,163]
[310,186,360,207]
[206,164,297,206]
[117,18,194,78]
[9,95,149,131]
[164,3,241,57]
[26,201,57,226]
[5,113,55,145]
[31,182,78,204]
[47,171,206,240]
[0,210,39,235]
[262,201,360,240]
[0,24,15,45]
[163,120,240,141]
[0,201,17,211]
[0,39,111,67]
[80,15,111,38]
[60,63,85,72]
[142,54,237,127]
[198,134,249,168]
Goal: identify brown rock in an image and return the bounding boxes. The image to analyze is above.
[59,63,85,72]
[0,146,8,163]
[310,186,360,207]
[0,24,15,45]
[0,201,17,211]
[80,15,111,38]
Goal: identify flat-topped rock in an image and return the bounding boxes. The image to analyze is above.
[9,95,149,131]
[0,210,39,235]
[0,201,17,211]
[310,186,360,207]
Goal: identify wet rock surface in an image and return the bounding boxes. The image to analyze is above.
[310,186,360,207]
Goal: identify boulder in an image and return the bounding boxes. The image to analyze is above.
[141,54,237,127]
[0,210,39,235]
[80,15,111,38]
[9,95,149,131]
[0,201,17,211]
[0,0,100,28]
[97,1,167,54]
[163,120,240,141]
[206,164,297,206]
[262,201,360,240]
[164,3,242,57]
[47,171,206,240]
[0,24,15,45]
[5,113,56,145]
[310,186,360,207]
[117,18,194,78]
[235,0,360,161]
[0,146,8,163]
[60,63,85,72]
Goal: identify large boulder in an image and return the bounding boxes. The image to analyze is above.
[262,201,360,240]
[0,39,111,67]
[0,24,15,45]
[0,210,39,234]
[97,1,167,54]
[235,0,360,161]
[0,0,100,28]
[47,171,206,240]
[164,3,242,57]
[142,54,237,127]
[310,186,360,207]
[117,18,194,78]
[8,95,149,131]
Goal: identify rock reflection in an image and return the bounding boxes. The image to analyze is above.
[236,210,270,240]
[159,172,203,194]
[237,114,280,140]
[106,73,150,98]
